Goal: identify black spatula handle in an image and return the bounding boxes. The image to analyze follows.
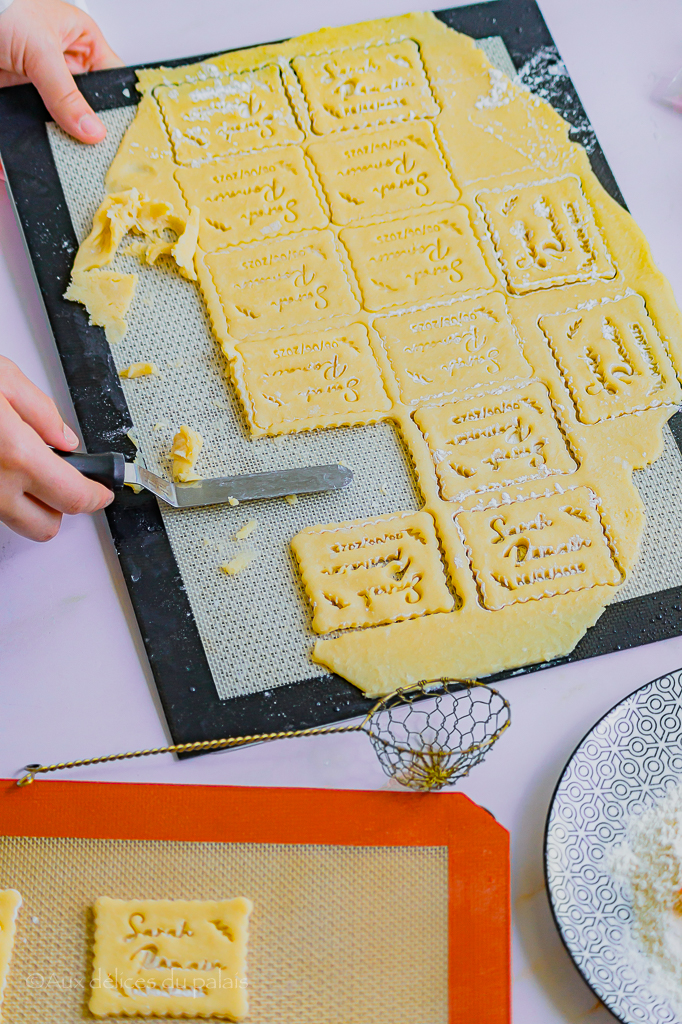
[53,450,126,490]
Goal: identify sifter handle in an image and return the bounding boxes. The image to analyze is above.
[53,450,126,490]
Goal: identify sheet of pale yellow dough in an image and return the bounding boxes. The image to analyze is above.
[67,12,682,698]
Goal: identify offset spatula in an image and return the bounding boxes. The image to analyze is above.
[55,451,353,508]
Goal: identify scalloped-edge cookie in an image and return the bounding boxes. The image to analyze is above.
[89,896,252,1020]
[456,487,622,610]
[292,509,455,633]
[232,321,391,436]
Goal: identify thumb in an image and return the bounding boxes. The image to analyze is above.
[26,45,106,144]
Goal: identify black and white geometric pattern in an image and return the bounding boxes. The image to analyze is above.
[545,670,682,1024]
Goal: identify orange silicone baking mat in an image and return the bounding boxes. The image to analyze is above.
[0,780,509,1022]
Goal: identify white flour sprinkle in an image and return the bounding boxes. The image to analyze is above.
[609,779,682,1014]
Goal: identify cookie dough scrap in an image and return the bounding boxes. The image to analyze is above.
[120,361,159,378]
[456,487,623,610]
[291,510,454,633]
[292,39,439,135]
[205,230,359,339]
[89,896,252,1020]
[413,382,577,501]
[307,120,459,226]
[175,146,328,251]
[0,890,21,1020]
[374,291,532,406]
[232,322,391,436]
[64,269,137,344]
[339,206,494,310]
[171,425,204,482]
[155,65,303,165]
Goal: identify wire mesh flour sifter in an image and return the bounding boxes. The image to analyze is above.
[18,681,511,792]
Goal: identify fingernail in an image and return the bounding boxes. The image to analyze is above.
[78,114,102,139]
[103,493,115,508]
[63,423,79,447]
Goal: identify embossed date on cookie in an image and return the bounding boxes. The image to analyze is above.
[475,176,615,294]
[89,896,252,1019]
[414,382,577,501]
[206,230,359,337]
[155,65,303,165]
[375,292,531,405]
[292,40,439,135]
[539,293,680,423]
[234,322,390,436]
[175,146,327,250]
[292,510,454,633]
[457,488,622,610]
[307,121,458,225]
[340,206,494,310]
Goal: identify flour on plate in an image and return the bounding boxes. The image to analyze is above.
[609,779,682,1013]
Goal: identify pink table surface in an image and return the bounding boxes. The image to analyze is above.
[3,0,682,1019]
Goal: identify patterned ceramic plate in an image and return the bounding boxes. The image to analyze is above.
[545,669,682,1024]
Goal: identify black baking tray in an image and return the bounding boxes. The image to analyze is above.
[0,0,679,750]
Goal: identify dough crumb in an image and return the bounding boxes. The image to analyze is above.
[220,550,258,575]
[119,361,159,378]
[284,493,298,505]
[228,496,240,507]
[126,429,139,448]
[234,519,257,540]
[153,420,168,430]
[171,425,203,483]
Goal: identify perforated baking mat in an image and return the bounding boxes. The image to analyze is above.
[1,0,681,750]
[0,779,511,1023]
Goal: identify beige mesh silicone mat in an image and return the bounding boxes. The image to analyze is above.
[0,834,448,1023]
[46,36,682,701]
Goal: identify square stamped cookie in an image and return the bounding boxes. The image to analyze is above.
[292,40,439,135]
[89,896,252,1019]
[205,230,359,338]
[457,487,622,610]
[475,176,615,294]
[413,381,577,501]
[291,509,454,633]
[175,147,328,251]
[340,206,494,311]
[155,65,303,165]
[307,121,458,225]
[233,322,391,436]
[374,291,531,405]
[539,293,681,423]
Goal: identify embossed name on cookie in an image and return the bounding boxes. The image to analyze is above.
[457,488,622,611]
[291,510,454,634]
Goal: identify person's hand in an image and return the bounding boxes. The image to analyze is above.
[0,0,122,144]
[0,355,113,541]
